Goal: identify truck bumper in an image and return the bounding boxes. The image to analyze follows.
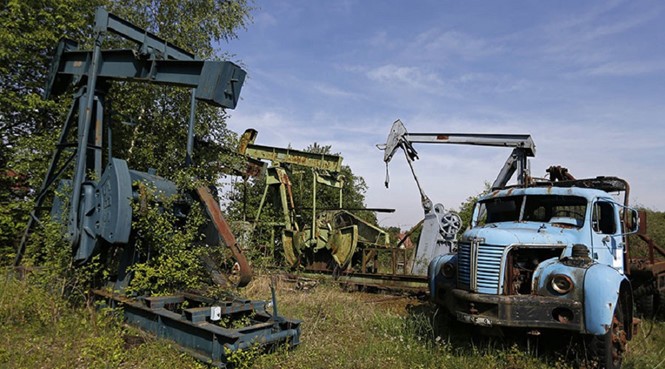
[440,289,584,331]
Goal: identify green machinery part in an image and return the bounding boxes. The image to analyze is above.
[283,210,390,270]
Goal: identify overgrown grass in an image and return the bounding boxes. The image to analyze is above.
[245,276,571,369]
[244,275,665,369]
[624,319,665,369]
[0,275,204,368]
[1,272,664,368]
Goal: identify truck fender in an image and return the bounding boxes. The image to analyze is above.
[428,253,457,302]
[531,257,560,292]
[583,264,631,335]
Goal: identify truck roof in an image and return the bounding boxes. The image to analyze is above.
[531,176,628,193]
[478,184,616,203]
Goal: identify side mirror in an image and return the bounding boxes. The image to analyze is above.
[625,208,639,234]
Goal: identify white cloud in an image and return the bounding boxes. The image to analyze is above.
[367,31,395,50]
[580,60,665,77]
[536,4,661,68]
[410,29,503,61]
[253,11,277,28]
[313,82,362,99]
[366,64,445,94]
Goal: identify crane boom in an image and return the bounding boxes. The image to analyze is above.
[379,119,536,192]
[402,132,534,154]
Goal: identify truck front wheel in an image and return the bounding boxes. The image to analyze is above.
[635,293,655,318]
[586,299,627,369]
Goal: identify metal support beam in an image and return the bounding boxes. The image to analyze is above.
[94,7,195,61]
[242,143,343,173]
[402,132,535,156]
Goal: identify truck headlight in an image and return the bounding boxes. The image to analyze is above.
[550,274,574,294]
[440,262,456,278]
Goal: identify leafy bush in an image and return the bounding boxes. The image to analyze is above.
[126,187,210,296]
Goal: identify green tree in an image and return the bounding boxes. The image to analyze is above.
[385,226,402,244]
[0,0,96,149]
[0,0,100,262]
[457,181,491,232]
[630,208,665,261]
[97,0,252,179]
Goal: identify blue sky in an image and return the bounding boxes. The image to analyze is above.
[222,0,665,229]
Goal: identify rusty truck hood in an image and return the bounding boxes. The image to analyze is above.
[461,221,581,248]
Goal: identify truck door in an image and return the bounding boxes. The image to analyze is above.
[590,200,624,272]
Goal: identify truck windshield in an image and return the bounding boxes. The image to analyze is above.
[477,195,587,227]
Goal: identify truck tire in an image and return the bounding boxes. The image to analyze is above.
[657,289,665,321]
[635,293,655,319]
[586,298,627,369]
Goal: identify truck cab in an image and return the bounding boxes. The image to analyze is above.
[428,178,639,368]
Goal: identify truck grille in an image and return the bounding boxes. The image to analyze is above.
[457,242,504,294]
[458,243,471,290]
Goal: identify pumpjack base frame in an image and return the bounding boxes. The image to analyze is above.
[93,289,301,367]
[291,271,428,294]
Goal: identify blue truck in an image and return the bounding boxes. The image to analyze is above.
[429,177,638,368]
[379,120,663,369]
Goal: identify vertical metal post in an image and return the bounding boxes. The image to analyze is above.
[93,96,103,178]
[186,88,197,166]
[339,178,343,208]
[68,28,104,246]
[107,119,113,162]
[516,150,527,186]
[311,171,317,243]
[255,175,271,223]
[270,227,275,256]
[242,179,247,222]
[270,275,279,321]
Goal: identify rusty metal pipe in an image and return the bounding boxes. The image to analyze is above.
[196,186,252,287]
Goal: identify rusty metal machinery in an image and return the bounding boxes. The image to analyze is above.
[237,129,395,277]
[287,209,391,270]
[631,210,665,319]
[237,129,350,264]
[237,128,343,238]
[15,8,300,365]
